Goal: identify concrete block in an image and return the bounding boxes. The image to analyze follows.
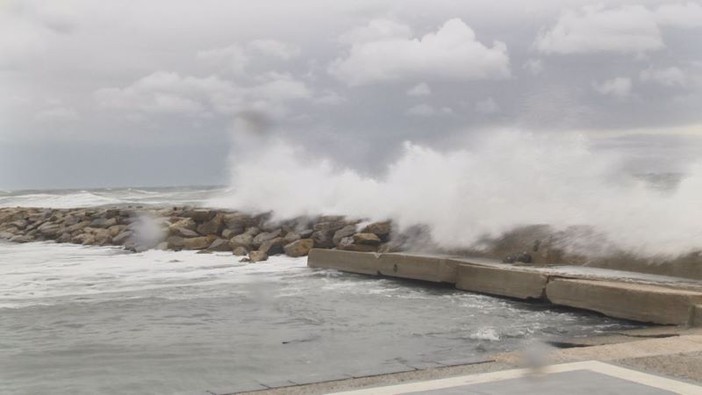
[687,304,702,327]
[546,278,702,325]
[377,253,458,283]
[307,248,381,276]
[455,264,547,300]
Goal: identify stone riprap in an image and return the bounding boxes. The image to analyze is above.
[0,206,393,262]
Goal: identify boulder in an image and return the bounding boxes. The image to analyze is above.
[333,225,357,246]
[311,230,335,248]
[168,218,197,235]
[283,231,301,244]
[176,228,200,238]
[72,233,96,245]
[108,225,126,237]
[196,213,224,235]
[37,222,62,238]
[166,236,186,249]
[248,250,268,263]
[229,233,254,250]
[284,239,314,257]
[65,220,90,234]
[338,236,378,252]
[90,217,118,228]
[232,246,249,256]
[182,236,216,250]
[113,230,132,245]
[253,229,282,248]
[222,228,241,239]
[57,232,72,243]
[353,232,382,246]
[222,213,253,234]
[188,209,215,223]
[10,235,33,243]
[361,221,392,241]
[313,220,347,233]
[259,237,285,255]
[207,238,231,252]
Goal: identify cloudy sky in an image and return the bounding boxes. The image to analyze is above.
[1,0,701,190]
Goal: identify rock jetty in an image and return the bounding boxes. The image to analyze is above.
[0,206,393,262]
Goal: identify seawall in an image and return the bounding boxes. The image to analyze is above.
[308,249,702,326]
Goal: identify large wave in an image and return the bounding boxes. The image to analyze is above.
[209,129,702,257]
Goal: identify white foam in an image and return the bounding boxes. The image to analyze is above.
[209,130,702,257]
[0,241,306,308]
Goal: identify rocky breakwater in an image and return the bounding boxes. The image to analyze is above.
[0,206,393,262]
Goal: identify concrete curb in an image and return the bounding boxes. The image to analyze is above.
[307,249,702,325]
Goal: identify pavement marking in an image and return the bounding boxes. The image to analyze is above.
[328,361,702,395]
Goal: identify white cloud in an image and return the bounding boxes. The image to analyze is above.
[406,82,431,96]
[640,66,687,87]
[95,71,236,115]
[339,19,412,45]
[655,2,702,28]
[405,103,452,117]
[34,106,79,122]
[523,59,544,75]
[475,97,499,114]
[248,39,300,60]
[330,18,510,86]
[535,5,663,54]
[593,77,632,98]
[250,72,311,101]
[196,44,249,74]
[95,71,314,118]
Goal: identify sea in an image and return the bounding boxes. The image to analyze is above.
[0,187,644,394]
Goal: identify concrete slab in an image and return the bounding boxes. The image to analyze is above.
[546,278,702,325]
[455,263,547,300]
[378,253,457,283]
[307,249,381,276]
[328,361,702,395]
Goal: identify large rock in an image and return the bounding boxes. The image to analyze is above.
[232,246,249,256]
[313,220,347,233]
[188,209,215,223]
[337,236,378,252]
[207,238,231,252]
[312,230,335,248]
[166,236,186,249]
[168,218,197,235]
[283,231,301,244]
[113,230,132,245]
[333,225,357,246]
[65,220,91,234]
[248,250,268,263]
[353,233,381,245]
[37,222,62,238]
[196,213,224,235]
[182,236,216,250]
[229,233,254,250]
[284,239,314,257]
[253,229,282,248]
[90,217,118,228]
[362,221,391,241]
[222,213,254,234]
[259,237,285,255]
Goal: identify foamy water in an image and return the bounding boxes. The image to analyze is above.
[210,131,702,257]
[0,240,641,394]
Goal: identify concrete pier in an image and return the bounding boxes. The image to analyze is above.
[307,249,702,325]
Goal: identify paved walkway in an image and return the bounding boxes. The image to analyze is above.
[327,361,702,395]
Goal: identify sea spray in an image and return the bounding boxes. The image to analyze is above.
[210,129,702,258]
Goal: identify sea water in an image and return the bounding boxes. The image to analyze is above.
[0,188,643,394]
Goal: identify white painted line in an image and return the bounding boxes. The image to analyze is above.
[327,360,702,395]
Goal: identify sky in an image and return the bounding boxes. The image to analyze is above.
[1,0,702,190]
